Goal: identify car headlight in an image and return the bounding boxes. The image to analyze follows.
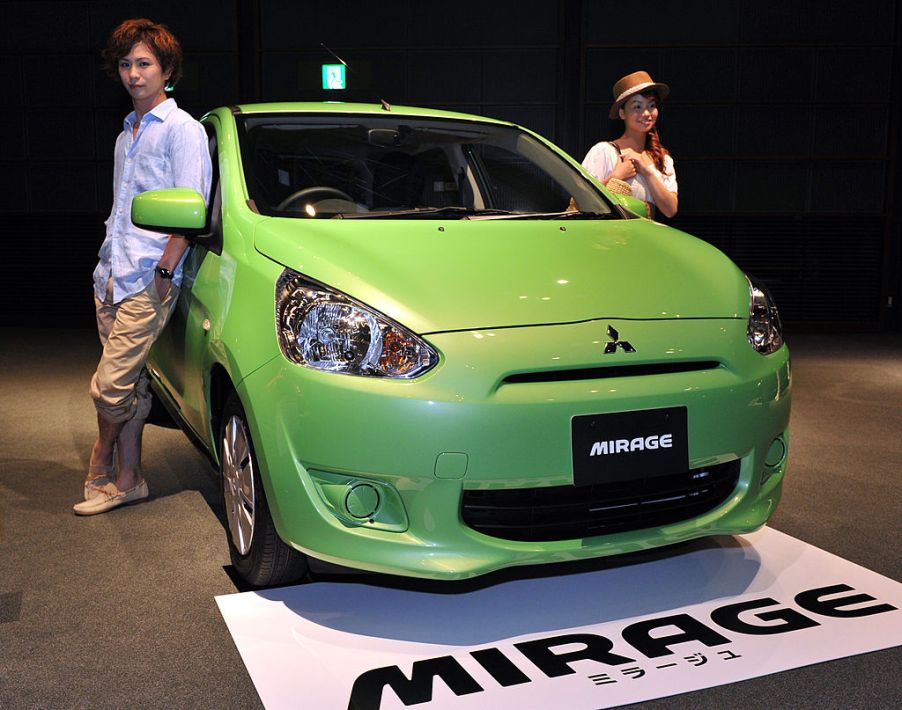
[747,275,784,355]
[276,269,439,378]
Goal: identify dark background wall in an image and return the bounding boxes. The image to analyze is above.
[2,0,900,330]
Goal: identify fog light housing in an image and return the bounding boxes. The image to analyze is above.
[765,438,785,467]
[308,469,408,532]
[762,433,788,483]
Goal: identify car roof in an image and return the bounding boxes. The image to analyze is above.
[225,102,514,126]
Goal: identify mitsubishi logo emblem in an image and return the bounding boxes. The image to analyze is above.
[604,325,636,354]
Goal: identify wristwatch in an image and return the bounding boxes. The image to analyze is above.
[155,266,174,280]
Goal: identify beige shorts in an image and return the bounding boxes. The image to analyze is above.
[90,278,179,424]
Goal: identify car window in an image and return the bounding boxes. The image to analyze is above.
[197,123,223,254]
[237,115,614,219]
[467,142,568,213]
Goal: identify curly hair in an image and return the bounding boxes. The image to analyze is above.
[646,126,672,175]
[101,18,183,89]
[639,91,672,175]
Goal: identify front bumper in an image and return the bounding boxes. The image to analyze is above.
[237,317,791,579]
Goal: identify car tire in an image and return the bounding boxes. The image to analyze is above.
[220,392,308,587]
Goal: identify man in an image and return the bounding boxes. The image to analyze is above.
[74,18,212,515]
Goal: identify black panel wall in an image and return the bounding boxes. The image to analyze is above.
[1,0,899,330]
[578,0,899,327]
[1,0,240,328]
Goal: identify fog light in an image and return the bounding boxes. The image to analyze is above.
[345,483,380,519]
[762,435,788,485]
[765,437,786,468]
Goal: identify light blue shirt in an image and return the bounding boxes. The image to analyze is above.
[94,98,213,303]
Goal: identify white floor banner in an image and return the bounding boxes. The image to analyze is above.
[216,527,901,709]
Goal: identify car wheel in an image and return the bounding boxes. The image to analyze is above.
[220,392,308,586]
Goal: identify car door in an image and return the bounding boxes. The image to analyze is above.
[148,120,223,447]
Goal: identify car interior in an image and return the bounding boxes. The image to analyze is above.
[237,116,589,218]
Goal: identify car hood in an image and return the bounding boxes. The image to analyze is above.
[254,217,748,334]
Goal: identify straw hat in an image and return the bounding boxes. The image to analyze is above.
[609,70,670,119]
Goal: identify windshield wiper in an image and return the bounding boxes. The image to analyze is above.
[335,206,516,219]
[335,206,618,220]
[466,210,617,221]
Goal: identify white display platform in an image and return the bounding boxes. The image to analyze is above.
[216,527,901,709]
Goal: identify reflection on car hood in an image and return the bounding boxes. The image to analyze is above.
[254,217,748,334]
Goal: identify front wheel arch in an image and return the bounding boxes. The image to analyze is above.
[208,363,232,465]
[219,391,309,587]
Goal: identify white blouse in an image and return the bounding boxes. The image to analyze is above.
[582,141,678,205]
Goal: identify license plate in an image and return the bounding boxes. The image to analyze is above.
[571,407,688,486]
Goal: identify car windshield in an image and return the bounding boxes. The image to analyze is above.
[236,114,615,219]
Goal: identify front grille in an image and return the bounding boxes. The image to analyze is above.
[502,361,720,385]
[461,460,740,542]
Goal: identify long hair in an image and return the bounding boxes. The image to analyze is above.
[101,18,183,90]
[640,91,672,175]
[645,126,672,175]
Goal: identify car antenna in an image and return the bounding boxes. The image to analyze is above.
[320,42,391,111]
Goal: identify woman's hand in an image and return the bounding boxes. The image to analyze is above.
[609,153,637,181]
[620,148,654,177]
[619,148,678,217]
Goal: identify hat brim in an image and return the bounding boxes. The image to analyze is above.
[609,82,670,119]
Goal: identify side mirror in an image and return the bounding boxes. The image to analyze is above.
[616,194,652,219]
[131,188,208,237]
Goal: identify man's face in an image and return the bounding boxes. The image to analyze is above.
[118,41,170,104]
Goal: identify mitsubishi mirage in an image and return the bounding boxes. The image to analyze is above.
[132,103,791,586]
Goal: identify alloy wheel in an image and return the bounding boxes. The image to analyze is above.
[222,414,255,555]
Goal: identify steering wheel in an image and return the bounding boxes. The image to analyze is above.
[276,186,354,212]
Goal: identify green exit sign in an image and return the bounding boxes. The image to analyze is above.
[322,64,346,90]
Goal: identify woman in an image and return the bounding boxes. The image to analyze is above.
[582,70,678,218]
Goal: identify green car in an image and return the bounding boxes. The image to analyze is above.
[133,102,790,586]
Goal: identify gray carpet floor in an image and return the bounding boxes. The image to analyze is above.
[1,328,899,709]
